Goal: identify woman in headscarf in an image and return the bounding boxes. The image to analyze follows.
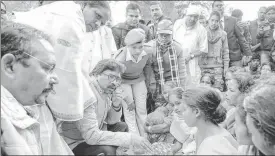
[199,11,229,92]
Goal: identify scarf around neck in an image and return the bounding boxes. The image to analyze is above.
[207,26,223,44]
[154,39,180,98]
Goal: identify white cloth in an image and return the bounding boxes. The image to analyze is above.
[173,18,208,86]
[121,81,148,136]
[196,130,238,155]
[81,25,117,76]
[12,1,96,121]
[220,16,225,30]
[1,86,73,155]
[126,49,147,63]
[186,5,200,16]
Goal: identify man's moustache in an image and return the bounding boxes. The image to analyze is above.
[42,87,56,94]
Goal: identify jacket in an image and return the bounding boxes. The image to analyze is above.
[257,22,275,51]
[1,86,73,155]
[199,28,230,69]
[224,16,252,61]
[61,79,132,150]
[249,20,260,47]
[114,47,152,85]
[112,22,152,49]
[144,40,187,88]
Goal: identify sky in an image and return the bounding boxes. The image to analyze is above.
[110,1,275,25]
[224,1,275,21]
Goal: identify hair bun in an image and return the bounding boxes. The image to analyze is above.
[210,104,227,124]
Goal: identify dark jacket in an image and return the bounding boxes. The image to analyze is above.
[146,15,171,39]
[224,16,252,61]
[111,22,152,49]
[257,23,275,51]
[249,20,260,46]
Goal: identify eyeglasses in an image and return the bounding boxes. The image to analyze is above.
[102,73,122,83]
[1,8,6,14]
[22,52,55,70]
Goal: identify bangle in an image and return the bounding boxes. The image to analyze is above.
[112,104,122,112]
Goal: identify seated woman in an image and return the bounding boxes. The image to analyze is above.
[260,62,273,77]
[222,71,255,137]
[143,86,186,155]
[235,95,265,155]
[144,84,182,143]
[174,86,238,155]
[244,74,275,155]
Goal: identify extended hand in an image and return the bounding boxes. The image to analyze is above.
[127,102,136,111]
[130,134,154,153]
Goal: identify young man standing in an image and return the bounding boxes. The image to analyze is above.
[112,3,152,49]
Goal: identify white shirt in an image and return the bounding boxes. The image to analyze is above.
[220,16,225,29]
[126,48,147,63]
[173,18,208,84]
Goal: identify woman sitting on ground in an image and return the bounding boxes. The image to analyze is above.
[244,73,275,155]
[174,86,238,155]
[222,71,255,137]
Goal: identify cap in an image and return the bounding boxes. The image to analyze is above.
[124,28,145,46]
[186,6,200,16]
[157,19,173,34]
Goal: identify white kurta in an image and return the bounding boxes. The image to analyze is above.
[173,18,208,86]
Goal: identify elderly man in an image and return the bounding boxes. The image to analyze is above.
[173,6,208,86]
[114,28,152,136]
[144,19,187,106]
[61,59,153,155]
[147,1,170,39]
[212,0,252,67]
[112,3,152,49]
[1,22,72,155]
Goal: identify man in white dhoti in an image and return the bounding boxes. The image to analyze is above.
[173,6,208,87]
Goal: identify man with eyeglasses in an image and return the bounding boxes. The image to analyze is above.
[112,3,152,49]
[1,22,73,155]
[61,59,154,155]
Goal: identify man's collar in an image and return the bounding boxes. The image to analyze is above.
[126,48,147,63]
[91,78,105,94]
[1,85,39,129]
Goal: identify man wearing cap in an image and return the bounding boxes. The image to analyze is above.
[147,1,171,40]
[144,19,187,105]
[112,3,152,49]
[114,28,152,136]
[173,6,208,86]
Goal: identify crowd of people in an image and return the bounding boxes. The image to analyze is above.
[1,0,275,155]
